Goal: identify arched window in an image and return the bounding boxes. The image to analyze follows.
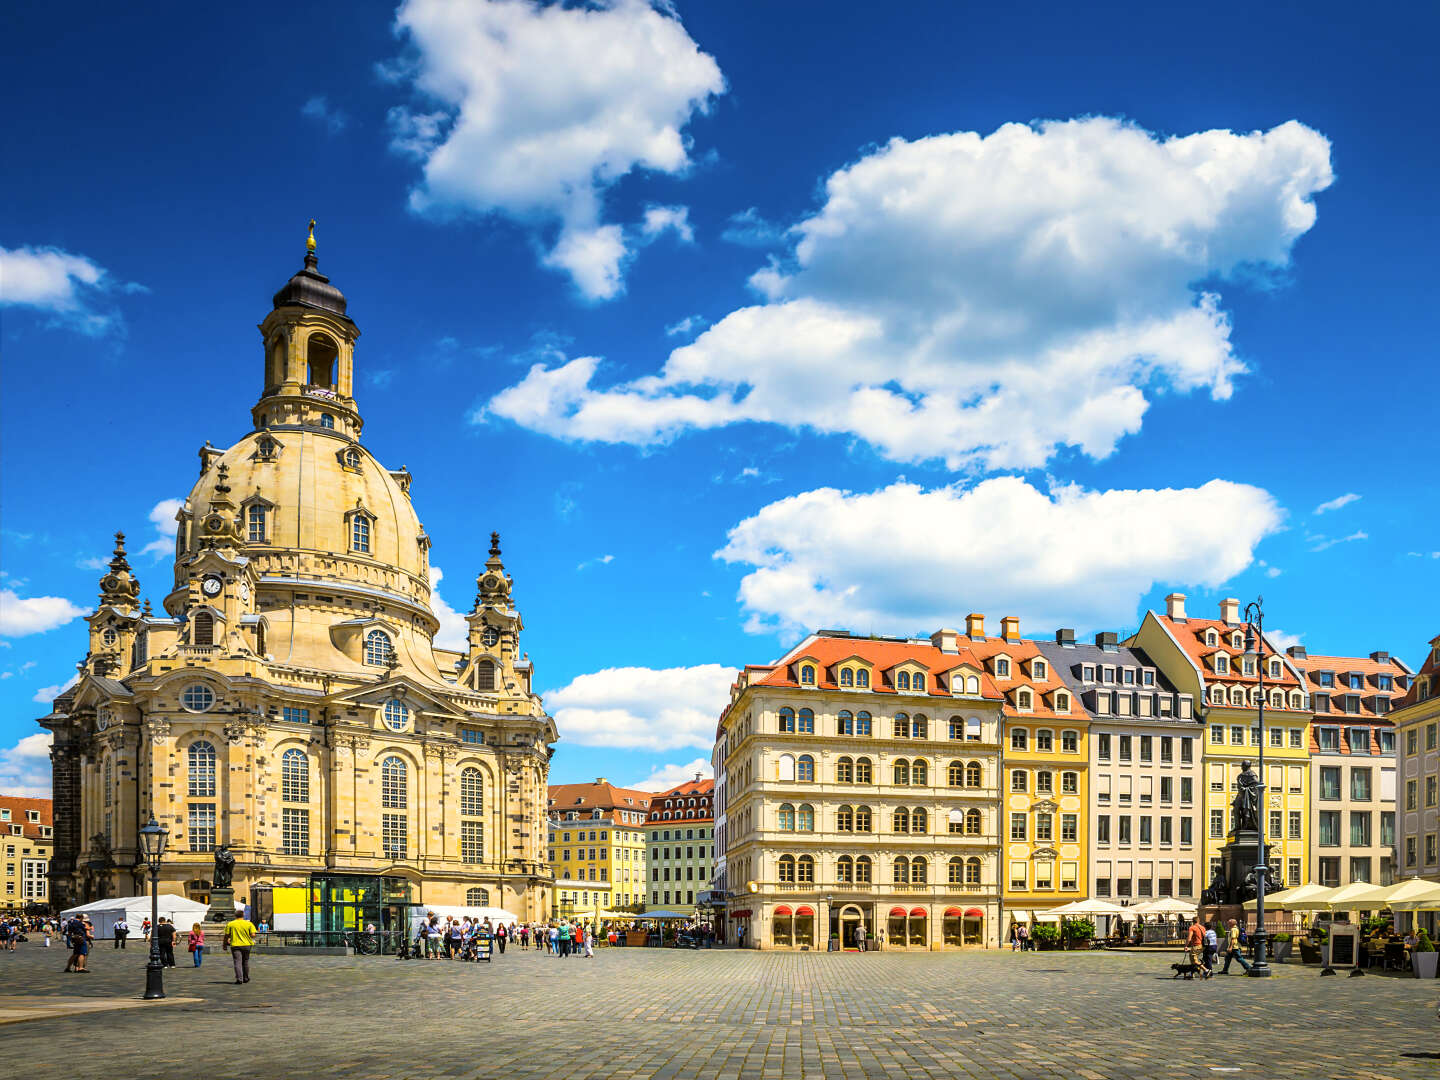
[281,748,309,802]
[350,512,371,553]
[948,760,965,787]
[318,413,335,429]
[799,665,816,686]
[838,710,854,736]
[912,807,928,833]
[948,857,966,884]
[777,754,796,782]
[855,805,872,832]
[778,854,797,883]
[381,756,407,809]
[797,754,815,782]
[778,804,796,831]
[797,854,815,883]
[798,708,815,734]
[1206,631,1218,646]
[247,504,267,543]
[911,760,928,786]
[837,855,854,882]
[383,699,409,731]
[343,447,361,469]
[835,756,854,783]
[893,856,909,884]
[796,804,814,831]
[466,887,490,905]
[855,757,873,784]
[893,759,910,786]
[913,673,926,692]
[965,857,981,885]
[779,707,796,733]
[897,671,911,690]
[364,629,392,666]
[306,332,338,388]
[893,807,910,833]
[839,667,854,687]
[1054,692,1070,712]
[836,805,854,832]
[966,675,980,694]
[856,711,873,736]
[192,611,214,647]
[188,740,217,797]
[857,668,870,688]
[460,767,483,816]
[995,658,1011,678]
[965,761,983,788]
[104,755,113,807]
[256,435,277,458]
[912,715,927,739]
[964,808,982,835]
[855,855,872,883]
[1212,687,1225,704]
[1017,689,1032,709]
[476,659,496,691]
[893,713,909,738]
[911,857,928,884]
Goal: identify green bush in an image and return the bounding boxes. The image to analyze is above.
[1063,918,1096,941]
[1031,923,1062,949]
[1361,916,1389,936]
[1416,930,1436,953]
[1309,925,1328,944]
[1272,932,1292,943]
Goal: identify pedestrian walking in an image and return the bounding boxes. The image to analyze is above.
[63,915,92,973]
[1184,916,1209,978]
[1203,921,1219,975]
[225,910,257,984]
[157,918,177,967]
[188,923,206,967]
[1221,919,1251,974]
[496,922,507,954]
[113,917,129,949]
[584,926,595,958]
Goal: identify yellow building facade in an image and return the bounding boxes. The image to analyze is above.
[547,780,652,917]
[1,797,53,912]
[1392,634,1440,903]
[37,232,557,927]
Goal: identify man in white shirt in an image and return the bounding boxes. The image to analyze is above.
[113,918,129,949]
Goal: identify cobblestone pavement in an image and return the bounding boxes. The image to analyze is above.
[0,942,1435,1079]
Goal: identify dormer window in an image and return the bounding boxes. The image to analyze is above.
[1081,664,1094,682]
[995,658,1011,678]
[857,668,870,688]
[912,672,925,692]
[897,671,910,690]
[1016,689,1032,710]
[1032,659,1047,680]
[799,664,816,685]
[255,436,278,460]
[840,668,854,687]
[1270,660,1283,679]
[365,628,393,666]
[347,509,374,554]
[1215,655,1229,675]
[1054,691,1070,712]
[1231,632,1243,649]
[1206,631,1218,646]
[247,503,268,543]
[342,447,362,471]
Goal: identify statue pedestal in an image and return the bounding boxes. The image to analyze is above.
[1221,831,1271,904]
[204,887,237,926]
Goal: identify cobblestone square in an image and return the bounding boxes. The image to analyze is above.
[0,942,1436,1080]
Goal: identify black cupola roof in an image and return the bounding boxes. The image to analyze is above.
[272,220,348,316]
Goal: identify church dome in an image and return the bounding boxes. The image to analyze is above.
[272,251,348,317]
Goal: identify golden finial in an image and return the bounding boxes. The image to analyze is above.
[306,218,317,253]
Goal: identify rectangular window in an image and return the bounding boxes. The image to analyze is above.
[1348,728,1371,754]
[1288,810,1302,840]
[1118,775,1132,803]
[1097,815,1110,844]
[247,504,266,543]
[461,728,485,745]
[1097,774,1111,803]
[1180,777,1193,806]
[1034,860,1053,890]
[1351,767,1372,801]
[1406,837,1416,866]
[1139,776,1153,805]
[1231,725,1245,745]
[351,514,370,553]
[1429,777,1438,807]
[1210,724,1224,744]
[1139,735,1152,762]
[1139,816,1152,844]
[1350,811,1371,847]
[1318,810,1340,847]
[1159,816,1172,844]
[1118,816,1132,844]
[1381,811,1395,848]
[1209,810,1224,838]
[1095,877,1111,897]
[1009,813,1027,841]
[1118,735,1132,762]
[1350,856,1371,883]
[1061,730,1078,753]
[1287,858,1301,886]
[1319,767,1341,801]
[188,804,216,853]
[1010,861,1027,890]
[1289,728,1303,748]
[1011,770,1028,793]
[1319,857,1341,887]
[1270,727,1283,747]
[1035,813,1053,841]
[1036,771,1053,795]
[1288,765,1303,794]
[1269,809,1282,838]
[281,807,309,855]
[1180,818,1193,845]
[382,814,407,859]
[1160,776,1173,804]
[1429,834,1438,864]
[1097,733,1111,760]
[462,820,484,862]
[1317,727,1341,751]
[1160,736,1173,763]
[1036,730,1054,752]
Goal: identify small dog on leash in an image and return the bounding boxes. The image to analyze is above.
[1171,960,1205,979]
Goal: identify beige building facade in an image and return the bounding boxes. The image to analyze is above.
[1,796,53,911]
[1392,634,1440,912]
[720,629,1005,950]
[38,234,557,928]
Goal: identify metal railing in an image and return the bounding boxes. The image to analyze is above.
[256,929,406,955]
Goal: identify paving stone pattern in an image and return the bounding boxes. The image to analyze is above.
[0,943,1435,1079]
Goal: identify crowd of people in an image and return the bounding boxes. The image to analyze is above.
[406,914,720,960]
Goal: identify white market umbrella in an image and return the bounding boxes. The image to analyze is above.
[1318,881,1390,913]
[1244,883,1335,912]
[1049,899,1127,918]
[1372,879,1440,912]
[1127,896,1197,917]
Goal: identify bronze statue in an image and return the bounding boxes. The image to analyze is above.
[1202,867,1229,905]
[1232,760,1261,833]
[212,844,235,889]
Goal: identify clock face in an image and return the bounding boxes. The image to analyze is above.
[482,626,500,647]
[482,573,499,590]
[204,514,227,533]
[201,574,223,597]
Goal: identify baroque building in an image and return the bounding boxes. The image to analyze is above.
[1,796,53,912]
[644,776,714,913]
[546,779,652,918]
[1391,633,1440,915]
[719,628,1005,950]
[37,230,557,927]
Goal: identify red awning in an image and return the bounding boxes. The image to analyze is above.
[944,907,962,917]
[889,906,907,917]
[909,907,927,917]
[795,906,814,917]
[774,905,793,916]
[964,907,984,919]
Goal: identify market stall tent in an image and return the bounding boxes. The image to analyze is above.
[59,894,233,939]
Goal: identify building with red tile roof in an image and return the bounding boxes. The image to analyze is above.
[644,776,714,913]
[0,796,53,910]
[546,780,652,916]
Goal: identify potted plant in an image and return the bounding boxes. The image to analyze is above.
[1064,918,1096,950]
[1031,923,1061,951]
[1299,925,1324,965]
[1271,932,1292,963]
[1413,930,1438,979]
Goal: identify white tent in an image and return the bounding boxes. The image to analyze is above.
[59,894,233,939]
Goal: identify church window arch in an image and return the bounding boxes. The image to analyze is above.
[364,629,393,666]
[247,503,268,543]
[348,510,373,554]
[306,332,338,389]
[281,748,309,802]
[965,808,983,835]
[476,659,496,691]
[381,755,407,808]
[460,767,484,862]
[188,740,217,798]
[466,887,489,905]
[191,611,214,647]
[797,754,815,782]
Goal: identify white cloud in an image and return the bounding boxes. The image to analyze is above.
[1313,493,1360,515]
[77,556,109,571]
[137,497,184,559]
[1406,551,1440,559]
[715,476,1285,636]
[0,731,53,797]
[576,554,614,571]
[483,117,1333,469]
[720,206,785,248]
[301,95,349,133]
[629,758,714,793]
[640,205,694,244]
[0,590,87,637]
[545,663,734,751]
[1267,628,1304,653]
[664,314,708,338]
[387,0,724,299]
[33,674,78,705]
[1309,530,1368,552]
[428,566,469,652]
[0,245,141,336]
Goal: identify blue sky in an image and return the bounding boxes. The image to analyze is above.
[2,0,1437,797]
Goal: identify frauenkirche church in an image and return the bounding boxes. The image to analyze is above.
[38,227,558,928]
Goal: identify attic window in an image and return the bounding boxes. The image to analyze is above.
[856,668,870,688]
[799,665,816,686]
[840,668,854,687]
[1206,631,1217,646]
[995,658,1010,678]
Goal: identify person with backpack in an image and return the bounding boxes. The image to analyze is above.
[1221,918,1251,974]
[63,915,92,973]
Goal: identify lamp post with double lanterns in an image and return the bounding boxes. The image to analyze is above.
[138,815,169,999]
[1241,599,1274,978]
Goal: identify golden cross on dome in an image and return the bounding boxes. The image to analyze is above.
[307,218,317,253]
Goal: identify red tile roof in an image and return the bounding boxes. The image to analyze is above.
[1397,633,1440,709]
[1157,615,1303,688]
[1289,650,1410,721]
[646,778,715,823]
[546,781,652,816]
[0,795,53,841]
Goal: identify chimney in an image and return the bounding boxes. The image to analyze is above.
[1165,592,1187,621]
[931,628,960,654]
[965,613,985,639]
[1095,631,1119,652]
[1287,645,1308,660]
[1219,597,1241,626]
[1055,628,1076,647]
[595,777,608,785]
[1370,650,1390,664]
[1001,616,1021,643]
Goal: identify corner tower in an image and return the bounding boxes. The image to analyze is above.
[253,221,363,438]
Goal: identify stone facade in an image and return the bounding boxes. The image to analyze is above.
[547,779,652,917]
[644,777,714,912]
[0,796,53,911]
[1392,633,1440,911]
[37,235,557,921]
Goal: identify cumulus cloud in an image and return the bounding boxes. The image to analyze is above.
[33,675,79,705]
[428,566,469,652]
[301,95,349,133]
[1313,493,1360,515]
[715,477,1285,636]
[1266,628,1305,653]
[0,731,53,797]
[545,663,734,751]
[0,590,87,637]
[629,758,714,793]
[387,0,724,299]
[483,117,1333,469]
[137,498,184,560]
[640,205,694,244]
[0,245,142,336]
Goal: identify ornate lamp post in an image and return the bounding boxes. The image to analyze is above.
[138,815,169,999]
[1241,599,1273,978]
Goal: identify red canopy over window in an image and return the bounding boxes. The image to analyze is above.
[795,906,814,917]
[944,907,962,917]
[909,907,927,917]
[964,907,984,918]
[889,906,907,917]
[773,905,793,916]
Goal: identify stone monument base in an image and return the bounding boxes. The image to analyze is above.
[203,887,237,927]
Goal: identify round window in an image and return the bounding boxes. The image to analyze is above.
[384,699,409,731]
[181,684,215,712]
[482,627,500,647]
[101,628,118,646]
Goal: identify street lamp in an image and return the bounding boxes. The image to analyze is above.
[1241,599,1273,978]
[138,815,169,1000]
